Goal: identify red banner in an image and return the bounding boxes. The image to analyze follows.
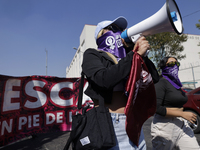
[0,75,92,146]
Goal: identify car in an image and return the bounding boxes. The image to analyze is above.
[181,87,193,93]
[183,87,200,133]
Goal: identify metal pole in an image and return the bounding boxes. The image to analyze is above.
[45,49,48,76]
[190,63,196,88]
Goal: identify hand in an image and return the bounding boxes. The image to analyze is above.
[182,111,197,124]
[133,36,150,56]
[166,107,196,123]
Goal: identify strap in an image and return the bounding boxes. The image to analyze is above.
[78,72,105,112]
[64,72,107,149]
[63,72,86,150]
[63,135,72,150]
[77,72,85,110]
[98,95,106,112]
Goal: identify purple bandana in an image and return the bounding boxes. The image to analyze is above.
[162,65,182,89]
[97,31,126,60]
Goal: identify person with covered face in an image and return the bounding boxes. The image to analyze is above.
[81,16,158,149]
[151,57,200,150]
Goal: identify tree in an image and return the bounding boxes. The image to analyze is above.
[196,19,200,46]
[196,19,200,30]
[146,32,188,73]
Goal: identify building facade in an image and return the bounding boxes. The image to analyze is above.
[66,25,200,88]
[66,25,97,78]
[179,34,200,88]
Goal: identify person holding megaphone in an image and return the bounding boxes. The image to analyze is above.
[81,16,159,150]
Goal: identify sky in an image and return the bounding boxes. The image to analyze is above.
[0,0,200,78]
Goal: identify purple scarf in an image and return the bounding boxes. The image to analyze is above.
[97,31,126,60]
[162,65,182,89]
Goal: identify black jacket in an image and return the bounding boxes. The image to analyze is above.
[82,48,159,104]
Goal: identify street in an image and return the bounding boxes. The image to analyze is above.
[1,117,200,150]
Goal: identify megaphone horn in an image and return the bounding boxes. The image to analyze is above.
[121,0,183,43]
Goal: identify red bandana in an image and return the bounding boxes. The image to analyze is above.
[125,48,156,146]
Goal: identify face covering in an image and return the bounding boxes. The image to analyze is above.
[162,64,182,89]
[96,30,126,60]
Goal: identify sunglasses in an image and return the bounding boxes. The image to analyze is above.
[166,61,180,67]
[105,24,122,33]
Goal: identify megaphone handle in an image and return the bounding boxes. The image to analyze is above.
[144,50,150,57]
[130,34,141,43]
[130,34,149,57]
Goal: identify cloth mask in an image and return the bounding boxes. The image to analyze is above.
[162,64,182,89]
[97,30,126,60]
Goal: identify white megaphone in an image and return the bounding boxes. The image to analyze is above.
[121,0,183,43]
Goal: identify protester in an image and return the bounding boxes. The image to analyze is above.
[151,56,200,150]
[81,16,158,149]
